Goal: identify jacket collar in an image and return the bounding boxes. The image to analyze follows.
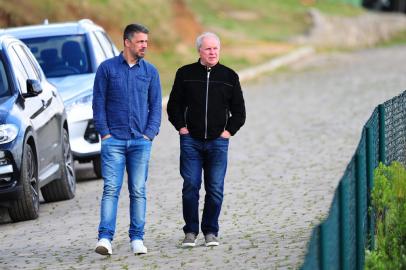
[197,58,219,71]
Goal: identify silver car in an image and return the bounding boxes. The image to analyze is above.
[3,19,119,178]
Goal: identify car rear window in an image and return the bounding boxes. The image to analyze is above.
[22,35,91,78]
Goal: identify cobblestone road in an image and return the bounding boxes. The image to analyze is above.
[1,45,406,270]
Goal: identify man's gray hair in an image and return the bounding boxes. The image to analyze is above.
[195,32,221,51]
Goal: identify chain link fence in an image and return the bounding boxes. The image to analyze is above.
[300,90,406,269]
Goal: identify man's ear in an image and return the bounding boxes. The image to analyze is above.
[124,38,130,48]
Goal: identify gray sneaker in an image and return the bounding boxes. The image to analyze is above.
[204,233,219,247]
[182,233,197,247]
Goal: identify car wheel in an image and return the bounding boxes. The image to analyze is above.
[8,143,39,222]
[41,128,76,202]
[93,156,102,179]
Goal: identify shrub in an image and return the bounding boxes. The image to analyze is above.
[365,162,406,270]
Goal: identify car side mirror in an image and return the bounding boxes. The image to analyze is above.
[23,79,42,98]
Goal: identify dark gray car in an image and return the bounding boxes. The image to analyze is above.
[0,35,75,222]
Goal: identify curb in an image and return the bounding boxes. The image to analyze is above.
[162,46,315,107]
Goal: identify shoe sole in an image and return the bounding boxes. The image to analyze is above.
[133,250,147,255]
[205,242,219,247]
[181,242,196,248]
[95,246,111,256]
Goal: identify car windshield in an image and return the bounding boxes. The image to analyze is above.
[22,35,91,78]
[0,56,11,99]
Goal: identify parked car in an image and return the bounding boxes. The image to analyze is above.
[2,19,120,178]
[0,35,75,222]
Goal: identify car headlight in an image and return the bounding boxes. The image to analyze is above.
[0,124,18,144]
[65,90,93,115]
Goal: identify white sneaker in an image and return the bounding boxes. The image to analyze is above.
[131,239,148,255]
[95,238,112,255]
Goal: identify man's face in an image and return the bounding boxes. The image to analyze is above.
[199,36,220,67]
[126,32,148,59]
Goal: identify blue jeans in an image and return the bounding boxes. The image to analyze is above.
[180,134,229,236]
[98,136,151,241]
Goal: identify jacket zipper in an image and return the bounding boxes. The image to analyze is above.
[205,67,211,139]
[184,106,188,128]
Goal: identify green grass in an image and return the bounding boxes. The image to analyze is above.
[185,0,363,42]
[377,30,406,47]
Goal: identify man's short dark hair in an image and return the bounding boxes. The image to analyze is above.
[123,23,149,41]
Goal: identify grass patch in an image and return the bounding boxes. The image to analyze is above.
[185,0,363,42]
[377,30,406,47]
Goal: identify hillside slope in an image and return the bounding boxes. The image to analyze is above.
[0,0,365,92]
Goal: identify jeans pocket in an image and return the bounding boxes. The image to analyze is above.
[101,136,114,144]
[142,137,152,143]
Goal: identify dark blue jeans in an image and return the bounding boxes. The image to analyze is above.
[180,134,229,236]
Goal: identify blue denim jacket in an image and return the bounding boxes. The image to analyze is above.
[93,53,162,140]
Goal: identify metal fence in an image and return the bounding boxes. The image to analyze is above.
[300,90,406,270]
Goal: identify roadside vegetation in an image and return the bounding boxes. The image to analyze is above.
[365,162,406,270]
[379,30,406,47]
[0,0,373,93]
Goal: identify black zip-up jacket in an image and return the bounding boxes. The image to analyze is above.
[167,60,246,140]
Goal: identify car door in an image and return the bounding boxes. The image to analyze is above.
[19,44,63,168]
[7,42,60,176]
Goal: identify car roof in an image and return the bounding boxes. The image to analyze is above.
[0,35,24,48]
[1,19,105,39]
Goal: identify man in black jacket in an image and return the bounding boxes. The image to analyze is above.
[167,32,246,247]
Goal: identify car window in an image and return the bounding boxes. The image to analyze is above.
[22,35,91,78]
[105,33,120,55]
[94,31,115,58]
[22,45,43,81]
[88,32,108,66]
[13,45,40,81]
[0,57,10,98]
[7,46,29,94]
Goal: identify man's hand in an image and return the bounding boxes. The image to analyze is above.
[102,134,112,140]
[179,127,189,135]
[220,130,231,139]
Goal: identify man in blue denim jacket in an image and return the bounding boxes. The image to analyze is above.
[93,23,161,256]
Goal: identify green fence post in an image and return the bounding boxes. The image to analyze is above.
[317,225,323,270]
[355,153,365,270]
[320,223,327,270]
[339,179,350,270]
[378,104,386,164]
[339,182,344,270]
[365,126,375,250]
